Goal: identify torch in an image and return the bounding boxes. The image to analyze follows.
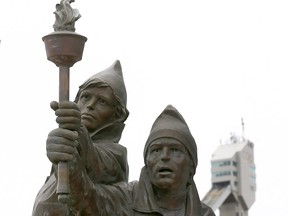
[42,0,87,203]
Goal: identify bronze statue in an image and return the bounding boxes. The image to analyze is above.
[35,2,215,215]
[49,105,216,215]
[32,60,130,216]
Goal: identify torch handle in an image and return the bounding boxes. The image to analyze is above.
[57,162,70,203]
[56,66,70,203]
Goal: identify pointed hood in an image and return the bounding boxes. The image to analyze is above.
[75,60,127,107]
[144,105,198,171]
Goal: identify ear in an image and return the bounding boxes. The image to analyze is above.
[187,161,195,185]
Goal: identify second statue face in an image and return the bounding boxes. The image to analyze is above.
[146,137,193,193]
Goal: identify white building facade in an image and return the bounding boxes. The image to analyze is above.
[202,135,256,216]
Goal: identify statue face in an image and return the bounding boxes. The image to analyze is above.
[77,86,116,133]
[146,138,193,193]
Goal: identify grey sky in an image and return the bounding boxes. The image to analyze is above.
[0,1,287,215]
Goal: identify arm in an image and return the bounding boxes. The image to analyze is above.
[46,124,132,215]
[82,136,129,184]
[68,163,133,216]
[48,100,128,185]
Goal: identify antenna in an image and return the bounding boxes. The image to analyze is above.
[241,117,245,140]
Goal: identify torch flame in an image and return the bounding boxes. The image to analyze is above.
[53,0,81,32]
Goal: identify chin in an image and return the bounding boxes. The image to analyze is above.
[153,179,174,190]
[82,121,95,130]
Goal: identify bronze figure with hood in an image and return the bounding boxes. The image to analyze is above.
[32,60,129,216]
[61,105,215,215]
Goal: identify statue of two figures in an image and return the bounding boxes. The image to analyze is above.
[32,1,216,215]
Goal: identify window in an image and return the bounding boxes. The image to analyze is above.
[212,171,231,177]
[212,160,232,167]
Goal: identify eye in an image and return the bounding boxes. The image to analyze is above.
[152,149,158,153]
[171,147,183,155]
[98,98,108,105]
[150,147,161,154]
[171,148,179,152]
[80,93,91,101]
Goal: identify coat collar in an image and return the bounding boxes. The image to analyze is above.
[91,122,125,143]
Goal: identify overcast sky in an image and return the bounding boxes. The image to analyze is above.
[1,0,288,215]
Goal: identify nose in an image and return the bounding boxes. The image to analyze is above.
[87,97,96,110]
[160,147,170,161]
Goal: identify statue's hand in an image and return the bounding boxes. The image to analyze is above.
[50,101,81,131]
[46,128,78,164]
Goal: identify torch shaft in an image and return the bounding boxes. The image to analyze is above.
[42,0,87,205]
[59,66,70,101]
[57,65,70,203]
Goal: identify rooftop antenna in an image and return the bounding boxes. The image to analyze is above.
[241,117,245,140]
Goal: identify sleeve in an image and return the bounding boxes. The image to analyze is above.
[77,126,129,185]
[68,166,133,216]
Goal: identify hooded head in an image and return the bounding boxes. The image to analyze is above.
[74,60,129,123]
[144,105,198,174]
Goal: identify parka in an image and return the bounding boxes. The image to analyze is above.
[32,60,129,216]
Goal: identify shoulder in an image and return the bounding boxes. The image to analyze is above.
[92,181,138,212]
[96,142,128,158]
[201,202,216,216]
[115,181,139,193]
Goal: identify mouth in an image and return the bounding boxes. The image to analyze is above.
[82,113,96,120]
[158,168,173,175]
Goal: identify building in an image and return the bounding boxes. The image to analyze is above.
[202,134,256,216]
